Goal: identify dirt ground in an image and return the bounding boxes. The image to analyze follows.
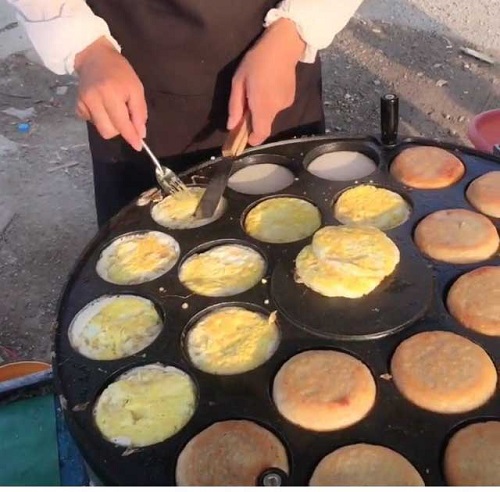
[0,18,499,362]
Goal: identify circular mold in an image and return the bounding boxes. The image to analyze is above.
[390,331,497,414]
[271,247,433,341]
[413,209,499,264]
[175,419,289,486]
[442,419,500,486]
[96,231,180,285]
[182,302,280,375]
[309,444,425,486]
[333,184,412,230]
[228,154,296,195]
[466,171,500,218]
[242,195,322,244]
[178,240,268,297]
[93,363,197,448]
[272,349,376,432]
[151,186,227,229]
[68,295,163,361]
[390,146,466,190]
[446,266,500,337]
[303,142,379,181]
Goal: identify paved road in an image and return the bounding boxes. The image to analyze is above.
[359,0,500,57]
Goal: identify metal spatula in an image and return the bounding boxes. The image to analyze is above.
[194,110,251,219]
[142,140,188,195]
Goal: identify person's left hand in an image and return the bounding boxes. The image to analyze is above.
[227,19,305,146]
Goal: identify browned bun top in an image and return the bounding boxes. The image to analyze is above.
[391,331,497,414]
[175,420,288,486]
[466,170,500,218]
[444,421,500,486]
[309,443,424,486]
[447,266,500,336]
[272,350,376,431]
[414,209,499,263]
[391,146,465,189]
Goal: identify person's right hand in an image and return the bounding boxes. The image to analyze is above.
[74,37,147,151]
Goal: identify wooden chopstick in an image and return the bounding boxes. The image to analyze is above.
[222,109,251,158]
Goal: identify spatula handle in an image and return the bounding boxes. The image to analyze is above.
[222,109,252,157]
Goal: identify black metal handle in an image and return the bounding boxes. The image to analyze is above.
[380,94,399,145]
[256,468,289,486]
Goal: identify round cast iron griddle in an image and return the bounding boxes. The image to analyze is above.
[54,135,500,486]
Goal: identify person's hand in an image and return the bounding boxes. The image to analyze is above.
[74,37,147,151]
[227,19,305,146]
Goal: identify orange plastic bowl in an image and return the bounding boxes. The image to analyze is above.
[0,361,51,382]
[467,109,500,153]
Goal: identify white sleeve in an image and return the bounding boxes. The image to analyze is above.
[5,0,121,75]
[264,0,364,63]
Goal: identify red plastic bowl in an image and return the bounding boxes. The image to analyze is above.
[467,109,500,153]
[0,361,50,382]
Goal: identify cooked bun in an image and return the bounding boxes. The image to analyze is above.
[244,197,321,243]
[444,421,500,486]
[414,209,499,263]
[334,185,410,230]
[391,146,464,189]
[447,266,500,336]
[391,331,497,413]
[310,444,424,486]
[466,171,500,218]
[176,420,288,486]
[273,350,376,431]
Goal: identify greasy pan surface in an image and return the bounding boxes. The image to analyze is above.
[54,135,499,485]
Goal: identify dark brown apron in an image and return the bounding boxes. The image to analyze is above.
[86,0,324,225]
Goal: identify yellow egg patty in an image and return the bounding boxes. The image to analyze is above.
[312,225,400,277]
[244,197,321,243]
[94,365,196,447]
[179,244,266,297]
[151,187,226,229]
[295,225,399,298]
[334,185,410,230]
[69,296,162,360]
[97,232,179,285]
[187,308,279,375]
[296,245,385,298]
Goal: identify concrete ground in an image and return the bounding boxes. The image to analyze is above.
[0,1,499,361]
